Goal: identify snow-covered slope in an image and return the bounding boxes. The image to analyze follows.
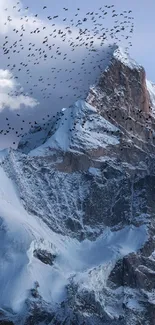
[0,163,62,313]
[17,117,57,154]
[29,100,120,156]
[0,161,148,323]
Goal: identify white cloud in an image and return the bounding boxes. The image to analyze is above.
[0,0,138,149]
[0,0,133,117]
[0,0,115,115]
[0,69,39,111]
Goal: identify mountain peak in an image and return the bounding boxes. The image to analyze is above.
[87,46,154,139]
[28,100,120,157]
[18,47,155,162]
[1,47,155,324]
[112,46,142,70]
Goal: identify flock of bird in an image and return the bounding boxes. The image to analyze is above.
[0,2,135,146]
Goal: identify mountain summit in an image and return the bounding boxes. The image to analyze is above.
[18,46,155,160]
[1,47,155,324]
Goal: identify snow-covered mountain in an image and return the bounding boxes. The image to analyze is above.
[1,46,155,324]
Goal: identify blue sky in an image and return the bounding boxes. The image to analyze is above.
[0,0,154,148]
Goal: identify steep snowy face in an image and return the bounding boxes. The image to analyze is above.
[29,100,120,157]
[0,149,151,325]
[1,145,155,325]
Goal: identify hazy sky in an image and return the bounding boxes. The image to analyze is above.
[0,0,154,148]
[12,0,155,80]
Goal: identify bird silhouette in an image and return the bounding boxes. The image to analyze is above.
[0,3,135,146]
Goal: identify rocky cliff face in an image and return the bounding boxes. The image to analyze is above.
[1,47,155,325]
[87,47,155,154]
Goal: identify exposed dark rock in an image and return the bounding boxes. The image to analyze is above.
[33,249,56,265]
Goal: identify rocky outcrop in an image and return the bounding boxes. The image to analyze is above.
[33,249,56,265]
